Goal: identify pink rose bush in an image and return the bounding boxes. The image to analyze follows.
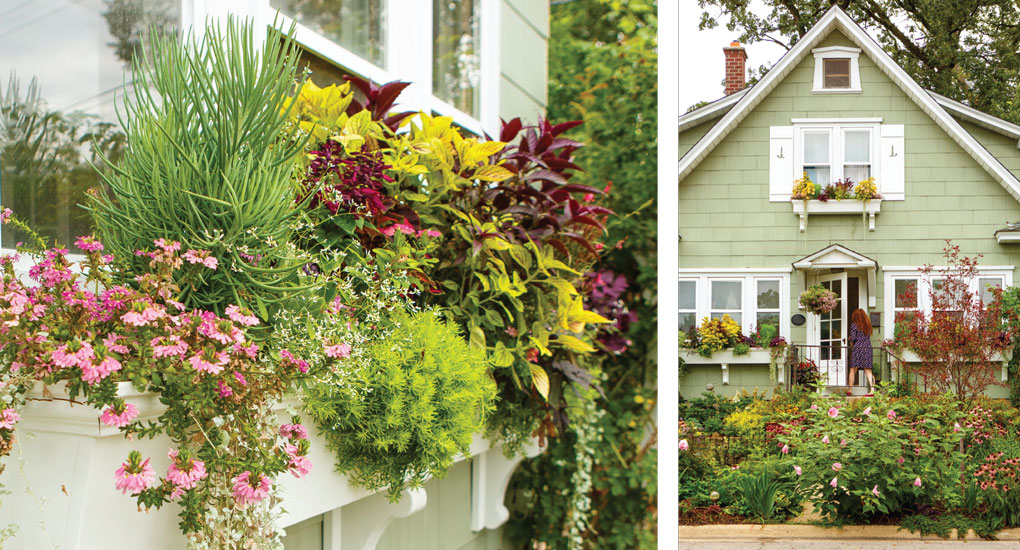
[0,233,313,540]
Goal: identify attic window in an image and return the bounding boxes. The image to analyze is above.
[813,46,861,93]
[823,58,851,88]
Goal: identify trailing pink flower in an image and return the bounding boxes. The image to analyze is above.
[897,456,905,464]
[233,371,247,386]
[74,236,104,253]
[231,470,272,506]
[324,343,351,359]
[101,402,139,428]
[280,423,309,440]
[0,407,19,430]
[188,350,229,375]
[0,208,11,224]
[113,452,155,495]
[284,443,312,478]
[216,380,233,398]
[153,238,181,253]
[225,305,259,327]
[103,333,130,354]
[182,249,218,270]
[166,449,207,490]
[81,356,122,385]
[121,302,165,327]
[233,341,258,358]
[151,335,188,358]
[280,349,309,373]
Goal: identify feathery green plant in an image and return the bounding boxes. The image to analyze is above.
[303,308,496,499]
[88,16,312,320]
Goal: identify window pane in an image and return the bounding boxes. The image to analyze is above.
[272,0,386,67]
[0,0,179,249]
[711,312,741,325]
[757,280,780,309]
[894,279,918,308]
[979,277,1002,306]
[756,312,780,331]
[823,58,851,88]
[804,166,830,186]
[711,281,741,310]
[433,0,481,117]
[804,132,829,163]
[844,165,871,183]
[679,313,696,333]
[844,131,870,162]
[679,280,696,310]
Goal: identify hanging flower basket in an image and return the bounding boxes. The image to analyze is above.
[799,285,838,315]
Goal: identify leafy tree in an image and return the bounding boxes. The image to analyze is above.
[698,0,1020,122]
[506,0,658,548]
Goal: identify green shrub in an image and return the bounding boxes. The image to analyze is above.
[899,513,1000,540]
[782,393,967,523]
[303,308,495,499]
[89,17,312,321]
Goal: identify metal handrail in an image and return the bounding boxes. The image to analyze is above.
[784,342,887,390]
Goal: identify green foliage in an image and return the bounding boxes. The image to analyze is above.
[302,308,495,499]
[731,469,781,521]
[88,17,312,320]
[899,514,1001,540]
[696,0,1020,124]
[782,393,967,523]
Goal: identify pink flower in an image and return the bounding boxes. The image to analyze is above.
[183,249,218,270]
[231,471,272,506]
[872,485,880,497]
[225,305,259,326]
[954,422,961,432]
[828,407,839,418]
[121,304,165,327]
[103,333,129,354]
[324,343,351,359]
[793,465,802,476]
[840,439,848,447]
[0,209,12,224]
[188,351,229,375]
[153,238,181,253]
[914,477,922,487]
[810,404,818,410]
[830,477,838,488]
[101,402,139,428]
[151,335,188,358]
[233,342,258,358]
[74,236,104,253]
[113,453,155,495]
[0,408,19,430]
[233,371,247,386]
[822,435,830,444]
[166,449,207,490]
[216,380,233,398]
[80,356,122,385]
[862,407,871,416]
[832,462,842,472]
[680,439,689,452]
[280,423,309,440]
[781,444,789,454]
[284,444,312,478]
[897,456,905,464]
[887,410,897,420]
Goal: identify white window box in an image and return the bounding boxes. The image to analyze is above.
[791,199,881,232]
[887,350,1011,382]
[681,349,782,385]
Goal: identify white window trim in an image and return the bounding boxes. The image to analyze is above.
[793,119,880,187]
[192,0,500,136]
[677,270,792,339]
[882,267,1014,340]
[812,46,862,93]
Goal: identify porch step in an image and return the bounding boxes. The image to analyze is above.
[820,386,872,398]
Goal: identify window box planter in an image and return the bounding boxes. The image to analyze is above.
[886,349,1011,382]
[681,349,783,384]
[791,199,881,232]
[3,382,536,550]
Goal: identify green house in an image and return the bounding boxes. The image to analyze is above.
[679,6,1020,399]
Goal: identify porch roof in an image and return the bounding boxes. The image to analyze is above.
[792,244,878,307]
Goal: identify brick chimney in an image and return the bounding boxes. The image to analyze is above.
[723,41,747,95]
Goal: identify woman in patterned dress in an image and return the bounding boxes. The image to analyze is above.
[848,308,875,392]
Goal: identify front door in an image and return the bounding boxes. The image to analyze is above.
[816,272,847,387]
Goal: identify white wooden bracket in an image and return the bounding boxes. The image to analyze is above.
[338,487,427,550]
[470,440,542,532]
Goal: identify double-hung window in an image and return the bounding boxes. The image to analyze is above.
[678,271,791,337]
[884,269,1012,340]
[795,121,878,187]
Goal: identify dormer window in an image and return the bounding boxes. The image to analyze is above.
[813,46,861,93]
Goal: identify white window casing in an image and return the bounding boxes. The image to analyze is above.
[882,267,1013,341]
[880,124,905,200]
[812,46,862,93]
[678,270,792,339]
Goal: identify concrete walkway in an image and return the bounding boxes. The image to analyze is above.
[680,525,1020,548]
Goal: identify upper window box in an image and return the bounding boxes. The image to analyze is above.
[812,46,861,93]
[791,199,882,232]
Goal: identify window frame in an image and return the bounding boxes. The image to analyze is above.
[883,267,1013,340]
[812,46,862,93]
[678,279,698,333]
[678,269,792,338]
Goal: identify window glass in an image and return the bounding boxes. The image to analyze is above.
[679,280,696,310]
[894,279,918,308]
[844,130,871,183]
[0,0,179,249]
[823,58,851,88]
[433,0,481,117]
[711,281,741,310]
[272,0,386,68]
[803,131,830,185]
[979,277,1003,306]
[756,280,780,309]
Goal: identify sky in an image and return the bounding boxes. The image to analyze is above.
[678,1,787,113]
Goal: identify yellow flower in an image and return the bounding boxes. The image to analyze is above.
[792,172,815,200]
[854,177,880,200]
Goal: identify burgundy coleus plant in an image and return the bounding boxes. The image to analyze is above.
[299,141,392,218]
[342,75,415,132]
[584,269,635,354]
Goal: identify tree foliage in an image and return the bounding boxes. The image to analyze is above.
[698,0,1020,122]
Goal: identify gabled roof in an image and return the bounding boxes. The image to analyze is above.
[793,244,877,270]
[678,5,1020,201]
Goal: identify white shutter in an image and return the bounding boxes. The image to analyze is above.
[769,126,794,201]
[880,124,904,200]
